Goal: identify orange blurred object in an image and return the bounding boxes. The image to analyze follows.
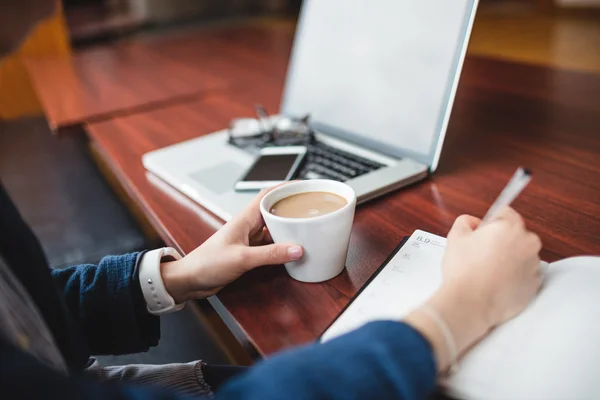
[0,4,71,120]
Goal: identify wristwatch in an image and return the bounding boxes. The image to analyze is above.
[139,247,185,315]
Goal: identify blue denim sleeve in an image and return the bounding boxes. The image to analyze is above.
[51,252,160,355]
[217,321,437,400]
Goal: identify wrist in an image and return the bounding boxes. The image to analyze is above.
[427,285,491,355]
[405,285,491,373]
[139,248,186,315]
[160,258,190,304]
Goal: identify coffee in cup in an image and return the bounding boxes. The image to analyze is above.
[260,180,357,283]
[270,191,348,219]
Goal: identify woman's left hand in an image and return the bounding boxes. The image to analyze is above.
[160,188,304,303]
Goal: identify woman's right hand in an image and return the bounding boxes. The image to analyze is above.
[441,207,543,328]
[404,207,542,372]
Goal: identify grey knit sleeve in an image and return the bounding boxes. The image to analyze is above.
[85,358,213,398]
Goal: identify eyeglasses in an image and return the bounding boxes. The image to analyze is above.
[228,105,315,150]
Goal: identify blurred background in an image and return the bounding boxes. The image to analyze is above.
[64,0,600,74]
[1,0,598,120]
[64,0,301,44]
[0,0,598,370]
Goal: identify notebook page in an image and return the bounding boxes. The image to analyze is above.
[448,256,600,400]
[321,230,446,342]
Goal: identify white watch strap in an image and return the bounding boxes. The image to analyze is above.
[139,247,185,315]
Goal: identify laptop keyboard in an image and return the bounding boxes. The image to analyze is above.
[298,141,386,182]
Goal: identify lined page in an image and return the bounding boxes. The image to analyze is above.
[321,230,446,342]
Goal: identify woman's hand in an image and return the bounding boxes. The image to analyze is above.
[405,207,542,372]
[160,189,303,303]
[441,207,543,327]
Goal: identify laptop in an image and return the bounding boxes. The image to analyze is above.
[143,0,480,221]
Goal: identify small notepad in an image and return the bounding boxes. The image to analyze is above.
[322,230,600,400]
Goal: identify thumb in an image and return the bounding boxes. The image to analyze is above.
[243,244,304,269]
[448,214,481,238]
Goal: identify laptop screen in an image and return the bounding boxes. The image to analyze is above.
[280,0,478,170]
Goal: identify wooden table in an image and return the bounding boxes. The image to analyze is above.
[25,23,294,132]
[85,54,600,358]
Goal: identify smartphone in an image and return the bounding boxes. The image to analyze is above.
[234,146,307,191]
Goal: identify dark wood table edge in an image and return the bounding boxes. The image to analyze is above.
[23,56,240,134]
[51,89,235,135]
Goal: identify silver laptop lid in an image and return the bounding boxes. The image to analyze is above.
[280,0,479,171]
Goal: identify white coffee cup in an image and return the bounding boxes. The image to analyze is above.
[260,180,357,283]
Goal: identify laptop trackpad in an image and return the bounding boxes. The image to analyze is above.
[189,161,244,195]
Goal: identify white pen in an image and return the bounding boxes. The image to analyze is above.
[481,167,532,225]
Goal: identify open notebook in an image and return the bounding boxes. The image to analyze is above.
[322,230,600,400]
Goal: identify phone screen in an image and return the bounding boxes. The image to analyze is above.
[241,154,302,182]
